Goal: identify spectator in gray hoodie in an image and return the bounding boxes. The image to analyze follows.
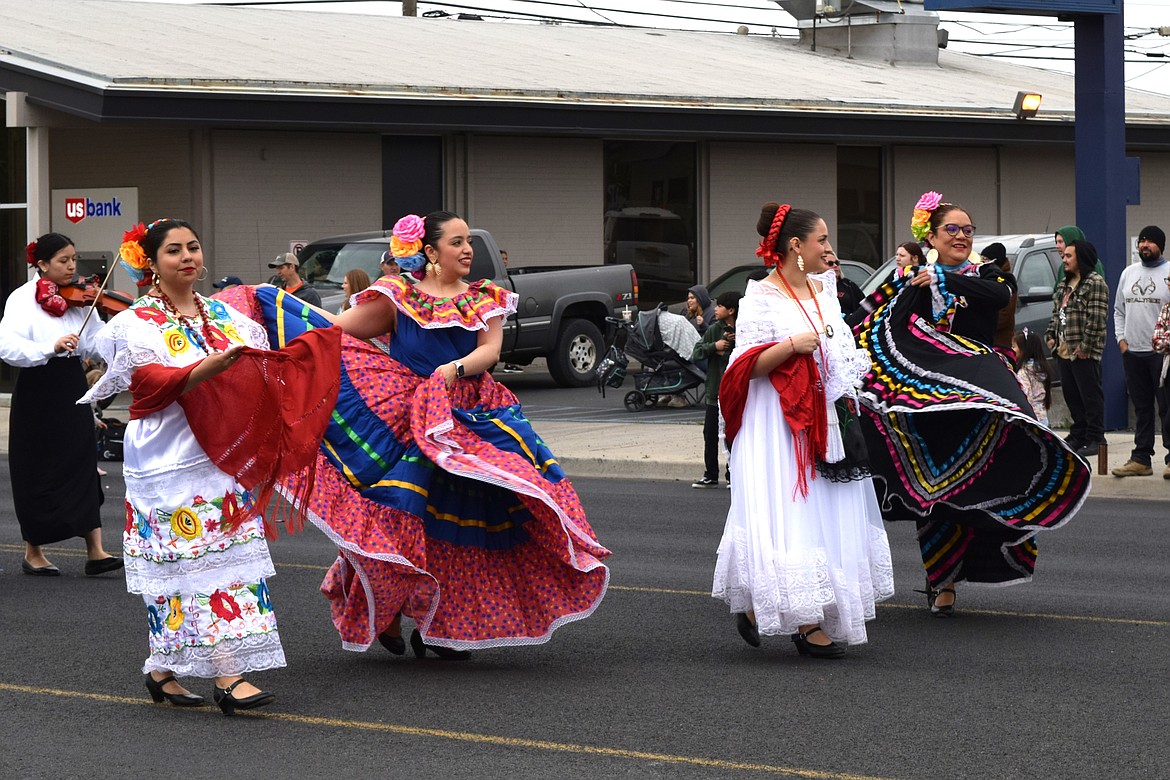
[1112,225,1170,477]
[685,284,715,335]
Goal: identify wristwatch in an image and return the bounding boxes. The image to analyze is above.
[453,360,465,378]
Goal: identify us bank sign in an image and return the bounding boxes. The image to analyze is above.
[50,187,139,252]
[50,187,139,291]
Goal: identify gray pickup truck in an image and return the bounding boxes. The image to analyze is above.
[298,229,639,387]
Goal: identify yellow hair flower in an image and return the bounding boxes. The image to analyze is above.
[390,235,423,259]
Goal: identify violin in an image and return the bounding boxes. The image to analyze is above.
[60,274,133,316]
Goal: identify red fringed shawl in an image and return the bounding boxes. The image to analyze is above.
[128,327,343,536]
[719,342,827,498]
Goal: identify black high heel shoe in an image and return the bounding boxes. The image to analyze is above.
[791,627,846,659]
[213,679,275,716]
[916,580,957,618]
[735,613,761,648]
[409,629,471,661]
[378,631,406,655]
[145,674,205,707]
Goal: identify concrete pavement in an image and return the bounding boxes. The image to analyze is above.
[4,392,1165,501]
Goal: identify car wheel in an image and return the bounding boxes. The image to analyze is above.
[548,318,604,388]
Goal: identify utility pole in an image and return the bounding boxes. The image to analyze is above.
[403,0,417,16]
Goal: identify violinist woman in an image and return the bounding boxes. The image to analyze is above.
[0,233,122,576]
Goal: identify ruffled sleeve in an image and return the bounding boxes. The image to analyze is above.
[355,276,518,330]
[78,307,173,403]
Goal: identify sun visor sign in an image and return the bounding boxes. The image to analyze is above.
[924,0,1119,14]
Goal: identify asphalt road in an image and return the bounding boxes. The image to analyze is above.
[493,359,706,425]
[1,460,1168,780]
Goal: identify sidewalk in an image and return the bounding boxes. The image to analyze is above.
[4,395,1165,501]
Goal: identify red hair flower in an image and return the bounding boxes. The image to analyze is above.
[25,241,38,267]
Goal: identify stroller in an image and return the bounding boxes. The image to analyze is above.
[596,307,706,412]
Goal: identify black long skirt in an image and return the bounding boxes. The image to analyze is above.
[9,356,102,545]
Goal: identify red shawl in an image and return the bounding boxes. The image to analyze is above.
[719,342,827,498]
[128,327,343,536]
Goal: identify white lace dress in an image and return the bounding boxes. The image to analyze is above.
[711,273,895,645]
[80,295,287,677]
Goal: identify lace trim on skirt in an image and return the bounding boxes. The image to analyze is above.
[712,523,894,645]
[141,631,286,678]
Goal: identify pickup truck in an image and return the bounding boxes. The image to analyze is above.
[297,229,639,387]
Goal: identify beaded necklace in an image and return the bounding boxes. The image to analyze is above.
[154,288,221,353]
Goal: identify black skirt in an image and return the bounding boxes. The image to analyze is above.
[9,356,102,545]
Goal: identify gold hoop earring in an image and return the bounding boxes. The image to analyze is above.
[797,254,805,272]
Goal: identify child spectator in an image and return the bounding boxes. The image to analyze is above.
[1013,328,1053,426]
[691,290,740,488]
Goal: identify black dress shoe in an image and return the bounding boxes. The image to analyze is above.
[213,679,275,716]
[145,674,205,707]
[85,557,125,576]
[21,559,60,577]
[409,629,471,660]
[735,613,761,648]
[791,627,846,659]
[377,631,406,655]
[1074,442,1104,460]
[916,579,957,618]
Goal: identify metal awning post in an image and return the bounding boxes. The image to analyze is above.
[1074,11,1129,430]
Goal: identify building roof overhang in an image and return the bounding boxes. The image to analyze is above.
[2,0,1168,149]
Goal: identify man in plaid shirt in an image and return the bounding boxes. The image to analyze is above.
[1045,239,1109,459]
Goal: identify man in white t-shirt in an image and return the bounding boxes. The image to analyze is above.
[1112,225,1170,478]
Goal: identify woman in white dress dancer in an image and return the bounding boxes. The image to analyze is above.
[712,202,894,659]
[81,219,285,714]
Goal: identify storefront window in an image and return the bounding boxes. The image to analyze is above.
[1,114,29,391]
[603,141,696,307]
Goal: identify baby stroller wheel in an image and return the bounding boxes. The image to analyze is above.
[624,390,647,412]
[644,395,660,408]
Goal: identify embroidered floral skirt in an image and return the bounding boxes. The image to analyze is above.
[124,458,285,678]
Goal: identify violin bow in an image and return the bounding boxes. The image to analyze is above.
[77,263,117,336]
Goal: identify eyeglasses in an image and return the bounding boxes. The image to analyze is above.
[825,260,840,267]
[939,224,976,238]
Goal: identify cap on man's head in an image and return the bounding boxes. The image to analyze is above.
[1139,225,1166,254]
[212,275,244,289]
[268,252,299,269]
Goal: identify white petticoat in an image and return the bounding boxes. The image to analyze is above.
[712,275,895,646]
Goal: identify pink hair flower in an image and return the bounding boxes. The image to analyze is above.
[914,191,943,213]
[392,214,426,243]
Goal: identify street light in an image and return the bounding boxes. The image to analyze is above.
[1013,91,1042,119]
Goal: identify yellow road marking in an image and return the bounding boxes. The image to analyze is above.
[0,682,891,779]
[5,544,1167,627]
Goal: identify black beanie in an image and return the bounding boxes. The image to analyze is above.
[980,242,1008,269]
[1139,225,1165,254]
